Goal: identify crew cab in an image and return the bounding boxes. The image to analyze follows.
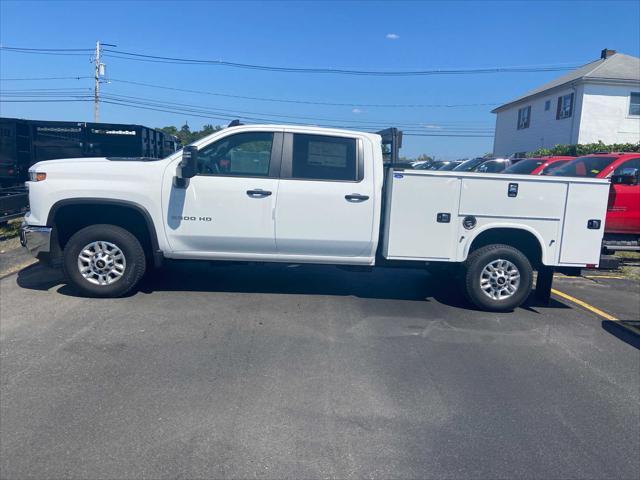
[20,124,611,311]
[551,153,640,250]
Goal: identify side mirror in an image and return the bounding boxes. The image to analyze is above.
[179,146,198,179]
[611,173,639,185]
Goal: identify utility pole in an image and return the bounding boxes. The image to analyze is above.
[92,41,116,123]
[93,40,101,122]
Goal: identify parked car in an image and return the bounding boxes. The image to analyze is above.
[437,161,464,171]
[413,160,458,170]
[452,157,489,172]
[474,158,512,173]
[410,160,432,169]
[503,156,575,175]
[20,124,610,311]
[551,153,640,250]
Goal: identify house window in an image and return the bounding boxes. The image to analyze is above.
[544,100,551,111]
[517,106,531,130]
[630,92,640,116]
[556,93,574,119]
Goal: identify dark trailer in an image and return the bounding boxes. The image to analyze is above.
[0,117,179,186]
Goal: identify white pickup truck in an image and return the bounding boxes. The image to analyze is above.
[20,123,610,311]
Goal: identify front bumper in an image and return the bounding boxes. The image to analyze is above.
[19,223,52,257]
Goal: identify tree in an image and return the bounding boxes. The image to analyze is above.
[527,141,640,158]
[415,153,433,163]
[158,123,223,146]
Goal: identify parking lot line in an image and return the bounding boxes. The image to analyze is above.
[551,288,618,321]
[582,275,626,280]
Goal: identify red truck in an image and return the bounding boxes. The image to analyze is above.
[550,153,640,250]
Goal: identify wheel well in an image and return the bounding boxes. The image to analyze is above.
[51,203,155,258]
[468,228,543,268]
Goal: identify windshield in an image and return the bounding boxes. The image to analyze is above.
[503,159,544,174]
[551,156,615,177]
[540,160,570,175]
[438,162,459,171]
[476,160,508,173]
[453,157,486,171]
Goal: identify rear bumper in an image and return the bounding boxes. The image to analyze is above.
[19,222,52,257]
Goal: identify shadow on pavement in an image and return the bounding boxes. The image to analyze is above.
[16,260,568,313]
[602,320,640,350]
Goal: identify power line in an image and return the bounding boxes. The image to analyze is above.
[100,99,493,136]
[0,75,502,109]
[98,92,494,130]
[0,99,92,103]
[107,78,500,108]
[0,47,92,57]
[0,47,93,51]
[0,45,583,76]
[0,88,92,92]
[0,91,494,130]
[0,96,493,136]
[0,76,92,81]
[101,48,582,76]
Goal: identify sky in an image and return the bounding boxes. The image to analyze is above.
[1,0,639,159]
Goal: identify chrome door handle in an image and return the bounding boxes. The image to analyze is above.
[246,189,272,198]
[345,193,369,202]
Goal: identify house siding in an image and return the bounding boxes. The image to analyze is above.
[493,86,582,157]
[578,83,640,144]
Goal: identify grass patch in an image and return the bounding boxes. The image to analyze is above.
[0,219,22,240]
[620,266,640,281]
[615,250,640,260]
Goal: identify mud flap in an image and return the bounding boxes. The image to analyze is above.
[535,266,554,305]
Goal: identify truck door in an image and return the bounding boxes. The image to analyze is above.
[274,132,375,258]
[163,131,282,254]
[606,158,640,234]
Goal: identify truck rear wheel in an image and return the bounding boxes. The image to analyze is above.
[62,224,146,298]
[464,244,533,312]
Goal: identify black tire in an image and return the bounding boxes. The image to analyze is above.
[463,244,533,312]
[62,224,146,298]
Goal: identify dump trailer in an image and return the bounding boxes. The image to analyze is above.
[0,117,179,186]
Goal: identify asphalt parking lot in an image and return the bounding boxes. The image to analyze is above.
[1,259,639,479]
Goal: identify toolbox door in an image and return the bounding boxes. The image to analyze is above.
[383,173,461,260]
[559,182,609,265]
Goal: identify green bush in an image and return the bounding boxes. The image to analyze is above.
[527,141,640,158]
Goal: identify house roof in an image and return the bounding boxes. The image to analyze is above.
[492,53,640,113]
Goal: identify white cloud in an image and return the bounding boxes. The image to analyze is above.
[352,108,362,114]
[424,124,443,130]
[385,33,400,40]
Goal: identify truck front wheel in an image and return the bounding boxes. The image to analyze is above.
[464,244,533,312]
[62,224,146,298]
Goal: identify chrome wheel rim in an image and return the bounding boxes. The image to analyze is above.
[77,241,126,285]
[480,259,520,300]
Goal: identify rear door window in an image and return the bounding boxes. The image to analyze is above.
[291,134,357,181]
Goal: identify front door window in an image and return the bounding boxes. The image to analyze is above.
[196,132,274,176]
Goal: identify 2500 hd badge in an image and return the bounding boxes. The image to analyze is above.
[171,216,212,222]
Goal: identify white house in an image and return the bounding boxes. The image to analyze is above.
[492,49,640,157]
